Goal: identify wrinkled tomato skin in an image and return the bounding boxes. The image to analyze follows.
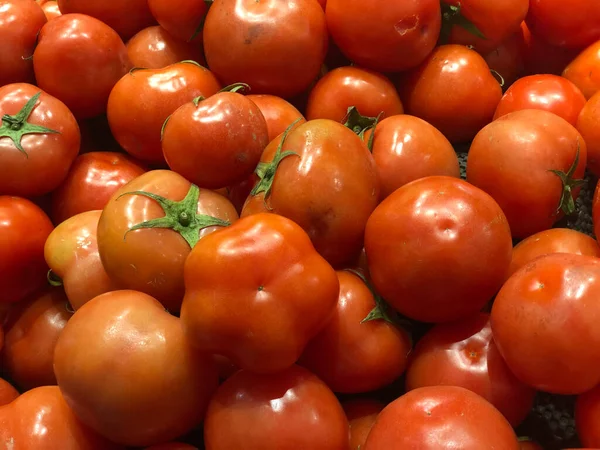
[0,197,54,304]
[246,95,306,142]
[0,378,18,406]
[148,0,208,43]
[578,92,600,176]
[576,384,600,447]
[343,399,385,450]
[563,40,600,100]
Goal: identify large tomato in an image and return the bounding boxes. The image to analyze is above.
[0,83,80,197]
[0,378,18,406]
[33,14,131,119]
[343,399,385,450]
[181,213,339,373]
[576,384,600,447]
[364,176,512,323]
[363,386,519,449]
[577,91,600,176]
[467,109,587,238]
[563,40,600,100]
[53,290,219,447]
[203,0,328,98]
[147,0,208,42]
[491,253,600,394]
[204,365,350,450]
[246,94,306,142]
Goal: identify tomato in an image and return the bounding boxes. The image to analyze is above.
[204,365,350,450]
[519,440,543,450]
[1,286,71,390]
[577,91,600,176]
[33,14,131,119]
[525,0,600,49]
[181,213,339,373]
[493,74,586,126]
[0,378,19,406]
[509,228,600,278]
[483,31,525,89]
[343,399,385,450]
[363,386,519,449]
[97,170,238,312]
[399,45,502,143]
[41,0,61,20]
[225,174,255,215]
[364,114,460,200]
[51,152,146,224]
[326,0,441,73]
[148,0,208,43]
[242,120,379,268]
[365,176,512,323]
[246,95,306,142]
[0,0,46,87]
[0,386,121,450]
[576,384,600,447]
[0,83,80,197]
[145,444,198,450]
[305,66,404,122]
[108,61,221,165]
[405,313,535,426]
[203,0,328,98]
[54,290,219,447]
[563,40,600,100]
[468,109,586,238]
[126,25,206,69]
[492,253,600,394]
[0,197,54,304]
[595,182,600,238]
[212,354,239,381]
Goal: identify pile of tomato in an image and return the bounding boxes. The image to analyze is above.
[4,0,600,448]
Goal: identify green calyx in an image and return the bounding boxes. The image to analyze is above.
[219,83,250,94]
[549,143,586,216]
[342,106,381,151]
[47,269,63,287]
[118,183,231,248]
[0,92,60,157]
[439,1,488,45]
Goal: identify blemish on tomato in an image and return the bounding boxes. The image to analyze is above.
[394,15,419,36]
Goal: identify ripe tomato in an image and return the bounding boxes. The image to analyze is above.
[1,286,71,390]
[519,441,543,450]
[577,91,600,176]
[33,14,131,119]
[492,253,600,394]
[162,91,269,188]
[326,0,441,72]
[204,365,350,450]
[145,444,198,450]
[363,386,519,449]
[41,0,61,20]
[405,313,535,426]
[563,40,600,100]
[181,213,339,373]
[0,83,80,197]
[576,384,600,447]
[0,0,46,87]
[148,0,208,43]
[204,0,327,98]
[97,170,238,312]
[0,196,54,304]
[399,44,502,143]
[108,61,221,165]
[364,114,460,200]
[509,228,600,278]
[365,176,512,323]
[467,109,587,238]
[483,31,525,89]
[246,95,306,142]
[493,74,586,126]
[0,378,18,406]
[54,290,219,447]
[343,399,385,450]
[242,120,379,268]
[51,152,146,224]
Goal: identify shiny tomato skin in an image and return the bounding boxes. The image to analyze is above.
[0,378,18,406]
[364,176,512,323]
[563,40,600,100]
[41,0,61,20]
[204,0,328,98]
[363,386,519,449]
[246,95,306,142]
[204,365,350,450]
[33,14,131,119]
[577,91,600,176]
[493,74,586,126]
[576,384,600,447]
[326,0,441,73]
[148,0,207,43]
[399,45,502,143]
[405,313,535,426]
[343,399,385,450]
[0,197,54,304]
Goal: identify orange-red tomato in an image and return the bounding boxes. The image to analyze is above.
[246,95,306,142]
[343,399,385,450]
[576,383,600,447]
[41,0,61,20]
[563,40,600,99]
[0,378,19,406]
[147,0,207,43]
[577,91,600,176]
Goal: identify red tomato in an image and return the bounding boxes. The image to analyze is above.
[212,354,239,381]
[576,384,600,447]
[246,95,306,142]
[0,0,46,87]
[493,74,586,125]
[0,378,19,406]
[0,197,54,304]
[363,386,519,449]
[399,45,502,143]
[491,253,600,394]
[343,399,385,450]
[467,109,587,238]
[148,0,208,43]
[203,0,328,98]
[0,83,80,197]
[365,176,512,323]
[33,14,131,119]
[577,91,600,176]
[54,290,219,447]
[483,31,525,88]
[326,0,441,72]
[594,182,600,241]
[41,0,61,20]
[519,440,543,450]
[145,444,198,450]
[204,365,350,450]
[225,173,255,215]
[563,40,600,100]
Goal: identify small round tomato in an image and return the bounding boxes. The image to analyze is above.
[493,74,586,126]
[343,399,385,450]
[126,25,206,69]
[0,197,54,304]
[483,31,525,89]
[492,253,600,394]
[41,0,61,20]
[577,91,600,176]
[363,386,519,449]
[563,40,600,100]
[576,384,600,447]
[246,95,306,142]
[365,176,512,323]
[54,290,219,447]
[204,365,350,450]
[148,0,208,43]
[33,14,131,119]
[0,379,19,406]
[399,44,502,143]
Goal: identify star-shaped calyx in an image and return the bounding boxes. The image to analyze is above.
[549,142,586,216]
[342,106,382,151]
